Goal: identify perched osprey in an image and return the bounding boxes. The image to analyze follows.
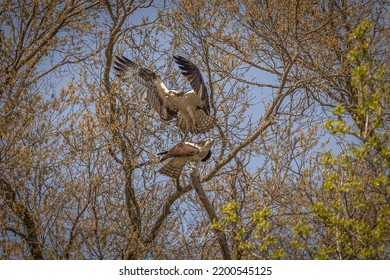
[157,138,214,178]
[113,55,215,134]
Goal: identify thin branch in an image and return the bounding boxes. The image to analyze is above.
[0,177,43,259]
[144,184,193,244]
[203,52,299,182]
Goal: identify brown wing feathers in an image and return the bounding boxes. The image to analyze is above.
[158,142,199,162]
[173,55,211,114]
[114,55,177,121]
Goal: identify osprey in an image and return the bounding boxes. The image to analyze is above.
[157,138,214,178]
[113,55,215,134]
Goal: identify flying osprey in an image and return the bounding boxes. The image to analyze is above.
[113,55,215,134]
[157,138,214,178]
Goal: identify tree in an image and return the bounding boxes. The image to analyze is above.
[314,20,389,259]
[1,0,388,259]
[1,0,100,259]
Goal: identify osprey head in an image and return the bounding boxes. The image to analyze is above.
[199,137,214,149]
[200,138,214,162]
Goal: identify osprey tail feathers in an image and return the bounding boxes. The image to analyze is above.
[197,112,216,133]
[176,110,216,133]
[158,158,186,178]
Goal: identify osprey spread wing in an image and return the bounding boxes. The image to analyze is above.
[113,55,177,121]
[157,138,214,178]
[114,55,215,134]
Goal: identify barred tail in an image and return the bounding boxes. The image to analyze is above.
[176,110,216,133]
[158,158,186,178]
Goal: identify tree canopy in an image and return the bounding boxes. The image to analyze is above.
[1,0,389,259]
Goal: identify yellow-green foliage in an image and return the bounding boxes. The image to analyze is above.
[316,20,390,259]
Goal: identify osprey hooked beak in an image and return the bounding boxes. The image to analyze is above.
[204,138,214,147]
